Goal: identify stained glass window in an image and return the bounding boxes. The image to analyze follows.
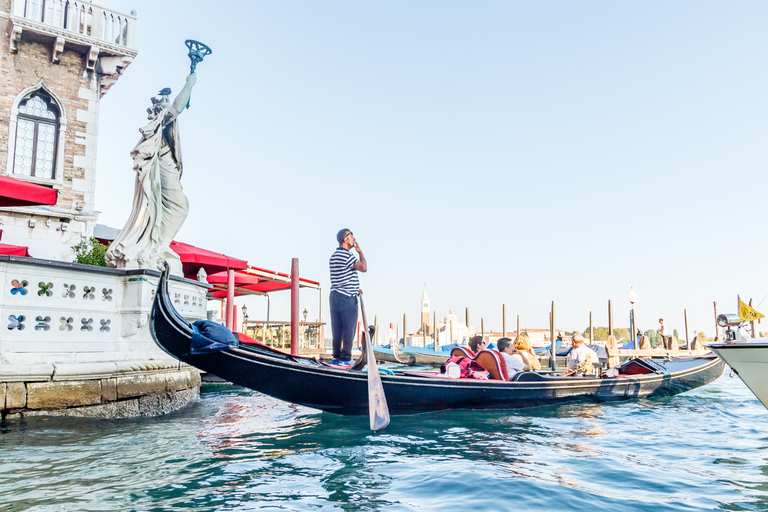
[13,92,59,179]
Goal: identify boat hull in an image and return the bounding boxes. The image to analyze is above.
[150,267,725,416]
[709,341,768,410]
[372,346,450,366]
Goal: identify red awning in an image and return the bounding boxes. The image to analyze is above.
[0,175,58,207]
[170,241,248,279]
[0,243,31,256]
[208,265,321,298]
[206,270,261,286]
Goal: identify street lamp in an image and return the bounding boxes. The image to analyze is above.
[303,308,308,323]
[628,287,637,349]
[241,304,248,333]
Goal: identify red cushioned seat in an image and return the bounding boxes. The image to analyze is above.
[474,349,509,381]
[450,347,475,359]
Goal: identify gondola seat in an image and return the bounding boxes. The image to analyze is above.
[450,347,475,359]
[473,349,509,381]
[512,371,547,382]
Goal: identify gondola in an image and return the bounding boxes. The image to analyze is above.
[150,265,725,416]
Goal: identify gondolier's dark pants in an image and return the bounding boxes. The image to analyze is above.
[330,290,358,361]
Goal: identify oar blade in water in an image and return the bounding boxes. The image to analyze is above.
[366,336,390,430]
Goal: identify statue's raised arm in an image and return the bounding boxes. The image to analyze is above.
[165,73,197,124]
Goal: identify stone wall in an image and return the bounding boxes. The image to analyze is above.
[0,256,209,418]
[1,365,201,419]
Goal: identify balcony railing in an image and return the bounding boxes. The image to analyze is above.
[243,321,326,351]
[11,0,136,49]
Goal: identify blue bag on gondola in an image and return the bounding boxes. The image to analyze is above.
[189,320,239,355]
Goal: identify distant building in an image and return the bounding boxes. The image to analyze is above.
[435,309,472,347]
[420,284,431,335]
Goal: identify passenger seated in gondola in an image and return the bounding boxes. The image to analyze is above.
[468,335,486,355]
[497,337,532,380]
[513,333,542,371]
[450,335,485,359]
[566,333,598,376]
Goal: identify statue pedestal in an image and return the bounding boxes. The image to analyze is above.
[0,255,209,418]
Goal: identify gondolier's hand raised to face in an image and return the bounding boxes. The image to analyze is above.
[349,235,367,273]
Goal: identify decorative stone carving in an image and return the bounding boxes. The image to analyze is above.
[11,280,28,295]
[59,317,74,331]
[10,25,22,53]
[87,46,99,71]
[81,318,93,332]
[8,315,26,330]
[52,36,65,63]
[38,282,53,297]
[106,74,198,277]
[197,267,207,282]
[121,314,148,338]
[35,316,51,331]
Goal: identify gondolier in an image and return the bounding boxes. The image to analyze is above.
[329,229,367,365]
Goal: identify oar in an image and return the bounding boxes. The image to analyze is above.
[359,294,390,431]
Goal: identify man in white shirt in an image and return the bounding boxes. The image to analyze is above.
[497,337,532,380]
[566,333,598,376]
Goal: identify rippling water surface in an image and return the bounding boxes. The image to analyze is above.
[2,372,768,511]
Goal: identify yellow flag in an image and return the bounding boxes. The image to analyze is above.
[738,299,764,323]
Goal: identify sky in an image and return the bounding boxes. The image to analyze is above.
[95,1,768,339]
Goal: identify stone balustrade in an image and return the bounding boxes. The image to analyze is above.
[1,256,209,418]
[10,0,136,51]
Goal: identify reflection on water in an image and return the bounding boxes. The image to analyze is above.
[2,376,768,511]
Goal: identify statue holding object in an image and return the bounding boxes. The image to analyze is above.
[106,41,211,275]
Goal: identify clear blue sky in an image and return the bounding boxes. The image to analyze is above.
[97,1,768,339]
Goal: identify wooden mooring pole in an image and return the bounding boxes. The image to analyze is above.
[713,301,719,341]
[684,309,690,352]
[502,304,507,338]
[290,258,299,356]
[433,311,437,349]
[550,301,556,371]
[608,300,613,339]
[589,311,594,343]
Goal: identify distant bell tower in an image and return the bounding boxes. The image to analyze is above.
[421,284,430,334]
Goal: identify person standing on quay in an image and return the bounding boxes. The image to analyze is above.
[659,318,669,349]
[329,229,367,365]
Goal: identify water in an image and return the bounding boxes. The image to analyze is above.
[2,373,768,512]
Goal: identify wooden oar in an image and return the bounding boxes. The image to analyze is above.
[359,294,390,430]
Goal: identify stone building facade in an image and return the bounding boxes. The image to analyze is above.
[0,1,207,419]
[0,0,136,259]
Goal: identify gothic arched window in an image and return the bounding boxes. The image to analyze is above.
[13,92,59,179]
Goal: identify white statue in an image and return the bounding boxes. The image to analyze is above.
[106,73,197,275]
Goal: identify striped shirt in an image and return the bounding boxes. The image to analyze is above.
[329,247,359,297]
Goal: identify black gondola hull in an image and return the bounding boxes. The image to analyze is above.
[150,267,725,416]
